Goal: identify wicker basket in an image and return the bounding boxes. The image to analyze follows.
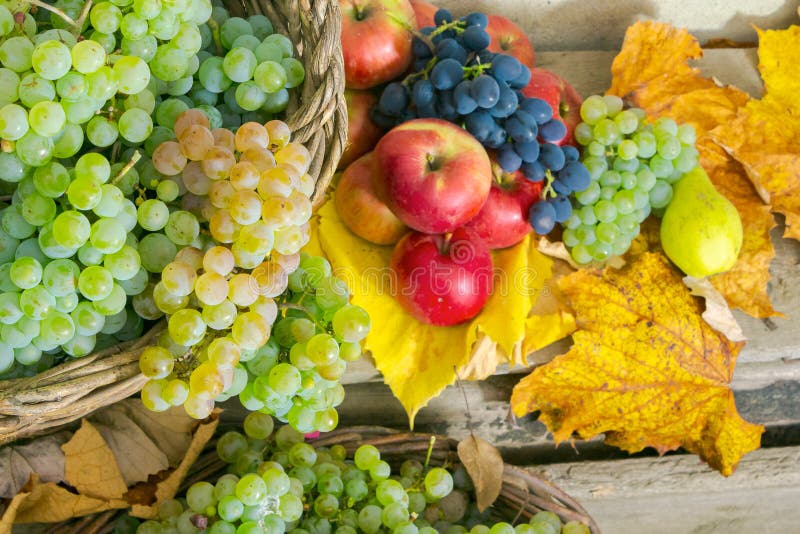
[0,0,346,446]
[46,426,601,533]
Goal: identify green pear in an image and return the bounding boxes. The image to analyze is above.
[660,166,743,277]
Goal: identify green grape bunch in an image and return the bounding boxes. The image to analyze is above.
[132,421,592,534]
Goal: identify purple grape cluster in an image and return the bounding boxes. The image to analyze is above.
[373,8,591,235]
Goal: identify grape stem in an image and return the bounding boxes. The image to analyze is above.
[73,0,92,34]
[429,19,466,37]
[277,302,328,332]
[27,0,79,29]
[541,169,558,200]
[205,18,224,56]
[111,150,141,185]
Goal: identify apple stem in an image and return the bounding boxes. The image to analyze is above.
[440,232,453,255]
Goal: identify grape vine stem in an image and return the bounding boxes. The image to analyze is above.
[277,302,328,332]
[27,0,78,28]
[112,150,141,185]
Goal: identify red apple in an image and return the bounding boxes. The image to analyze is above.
[390,227,493,325]
[410,0,437,28]
[335,153,408,245]
[465,160,542,249]
[522,67,582,145]
[485,15,535,68]
[340,0,416,89]
[339,89,384,170]
[372,118,492,234]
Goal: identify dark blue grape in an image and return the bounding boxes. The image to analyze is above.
[521,161,546,182]
[464,12,489,28]
[513,109,538,130]
[538,143,566,171]
[412,37,432,58]
[520,97,553,124]
[539,119,567,143]
[370,108,397,129]
[434,8,453,25]
[485,125,507,148]
[476,50,495,64]
[514,141,540,163]
[412,79,434,108]
[562,145,580,162]
[529,201,557,234]
[552,179,572,195]
[436,38,468,64]
[505,117,535,144]
[549,195,572,223]
[470,74,500,108]
[508,66,531,89]
[378,82,409,116]
[497,145,522,172]
[437,90,457,120]
[430,58,464,90]
[491,54,522,82]
[489,83,518,118]
[416,102,437,118]
[454,80,477,115]
[421,27,434,36]
[413,57,430,72]
[464,110,494,142]
[558,160,591,191]
[462,25,491,51]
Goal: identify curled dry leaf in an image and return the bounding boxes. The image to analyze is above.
[0,400,218,525]
[609,20,781,318]
[311,198,574,423]
[0,431,70,499]
[683,275,746,342]
[457,435,504,512]
[511,252,763,476]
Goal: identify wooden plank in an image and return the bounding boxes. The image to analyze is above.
[534,447,800,533]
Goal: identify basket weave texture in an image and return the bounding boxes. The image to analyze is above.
[0,0,346,445]
[46,426,602,533]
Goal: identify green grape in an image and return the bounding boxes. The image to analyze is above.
[198,56,232,93]
[137,199,169,231]
[31,40,71,80]
[139,233,178,273]
[354,444,380,470]
[254,42,282,63]
[125,89,156,114]
[21,191,56,226]
[149,9,179,40]
[424,467,454,499]
[43,259,80,297]
[243,411,274,439]
[121,12,148,39]
[93,283,127,315]
[217,431,249,463]
[86,116,119,147]
[253,60,286,93]
[0,104,29,140]
[15,131,53,167]
[264,33,293,58]
[121,35,158,62]
[656,135,681,160]
[9,257,43,289]
[67,177,103,210]
[186,481,216,513]
[633,130,657,158]
[39,311,75,345]
[0,6,13,37]
[232,34,261,50]
[51,124,82,159]
[579,94,607,125]
[71,39,107,74]
[235,473,267,506]
[156,180,179,202]
[0,37,34,73]
[2,206,35,240]
[164,210,200,246]
[281,57,305,88]
[614,109,639,134]
[332,304,370,342]
[616,139,638,160]
[18,74,56,107]
[217,495,244,522]
[223,47,257,83]
[220,17,253,49]
[28,101,65,137]
[648,180,673,209]
[20,285,55,320]
[51,209,91,251]
[155,97,189,128]
[78,265,114,301]
[113,55,150,95]
[118,108,153,143]
[173,22,203,54]
[168,308,206,346]
[62,96,102,125]
[234,81,266,111]
[677,123,697,145]
[93,184,124,218]
[150,45,187,82]
[90,2,123,34]
[653,117,678,137]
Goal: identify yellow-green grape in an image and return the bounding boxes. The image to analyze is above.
[139,345,174,379]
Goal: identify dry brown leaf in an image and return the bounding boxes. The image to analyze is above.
[129,410,219,518]
[684,276,746,342]
[608,20,780,318]
[62,420,129,500]
[0,400,218,525]
[0,431,69,498]
[511,252,763,476]
[0,479,32,534]
[457,435,504,512]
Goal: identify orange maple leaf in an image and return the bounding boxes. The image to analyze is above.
[608,21,780,318]
[511,252,763,476]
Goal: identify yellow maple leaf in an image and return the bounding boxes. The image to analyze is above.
[608,21,780,318]
[311,196,574,422]
[510,252,763,476]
